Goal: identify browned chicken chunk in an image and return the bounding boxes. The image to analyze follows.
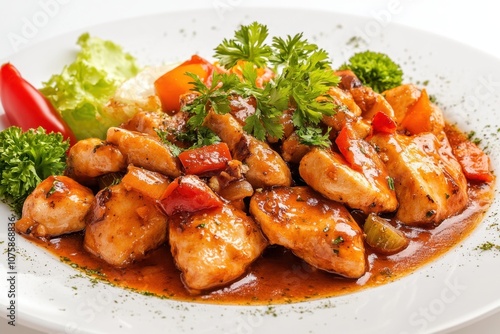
[106,127,181,177]
[322,86,371,139]
[235,134,292,188]
[169,203,268,294]
[370,132,468,225]
[350,85,395,121]
[84,183,168,267]
[334,69,395,121]
[204,110,292,188]
[16,176,94,238]
[281,132,312,164]
[203,110,244,151]
[65,138,127,185]
[250,186,366,278]
[299,147,398,213]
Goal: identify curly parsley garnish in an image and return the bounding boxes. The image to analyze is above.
[185,22,340,147]
[339,50,403,93]
[0,126,69,215]
[296,126,331,148]
[214,22,272,68]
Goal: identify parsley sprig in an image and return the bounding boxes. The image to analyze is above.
[0,127,69,216]
[214,22,272,68]
[185,22,340,147]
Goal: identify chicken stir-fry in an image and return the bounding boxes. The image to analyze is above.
[14,57,493,296]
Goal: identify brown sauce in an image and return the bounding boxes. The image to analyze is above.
[30,127,496,305]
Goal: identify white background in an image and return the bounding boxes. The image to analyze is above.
[0,0,499,333]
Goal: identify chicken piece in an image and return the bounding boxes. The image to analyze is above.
[249,186,366,278]
[169,203,268,293]
[370,132,468,225]
[322,87,371,139]
[281,132,311,163]
[16,176,94,238]
[235,134,292,188]
[121,110,188,145]
[335,69,363,90]
[65,138,127,185]
[350,86,395,121]
[227,94,257,126]
[84,183,168,267]
[334,70,395,122]
[204,111,292,188]
[299,147,398,213]
[203,110,244,151]
[327,86,363,117]
[106,127,181,178]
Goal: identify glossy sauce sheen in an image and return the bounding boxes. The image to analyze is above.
[36,131,495,305]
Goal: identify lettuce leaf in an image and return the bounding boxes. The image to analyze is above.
[40,33,140,140]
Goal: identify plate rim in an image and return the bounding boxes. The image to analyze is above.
[1,5,500,334]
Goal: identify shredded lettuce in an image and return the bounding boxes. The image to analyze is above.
[40,33,140,140]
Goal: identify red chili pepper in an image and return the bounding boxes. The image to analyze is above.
[158,175,223,216]
[178,142,232,175]
[0,63,77,146]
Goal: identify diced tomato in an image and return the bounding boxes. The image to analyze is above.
[178,142,231,175]
[158,175,223,216]
[371,111,397,134]
[154,55,214,114]
[453,141,494,182]
[400,89,433,135]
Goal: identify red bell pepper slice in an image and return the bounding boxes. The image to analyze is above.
[178,142,231,175]
[158,175,223,216]
[0,63,77,146]
[154,55,215,114]
[335,123,371,172]
[453,141,494,182]
[371,111,397,134]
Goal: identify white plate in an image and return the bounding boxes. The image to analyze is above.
[1,7,500,334]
